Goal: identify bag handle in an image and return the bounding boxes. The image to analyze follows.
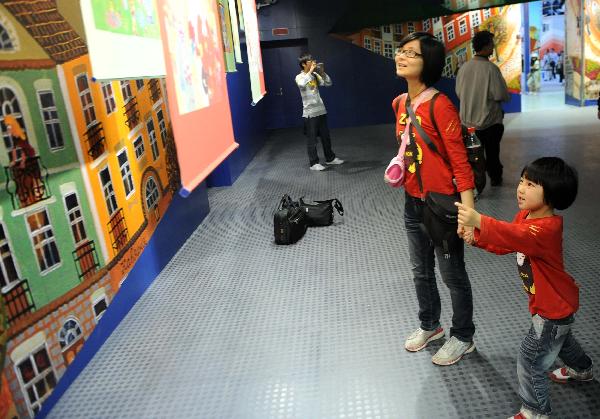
[315,198,344,216]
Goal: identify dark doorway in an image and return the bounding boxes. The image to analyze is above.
[261,39,308,129]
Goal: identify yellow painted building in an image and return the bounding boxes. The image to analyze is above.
[59,54,174,290]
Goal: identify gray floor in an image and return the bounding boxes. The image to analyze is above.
[49,105,600,419]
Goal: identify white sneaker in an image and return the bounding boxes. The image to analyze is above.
[404,327,445,352]
[432,336,475,366]
[325,157,344,165]
[310,163,326,171]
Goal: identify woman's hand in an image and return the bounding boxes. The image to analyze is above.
[455,202,481,229]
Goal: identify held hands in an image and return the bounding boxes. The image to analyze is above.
[455,202,481,229]
[455,202,481,245]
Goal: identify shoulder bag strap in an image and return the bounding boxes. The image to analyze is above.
[406,94,450,168]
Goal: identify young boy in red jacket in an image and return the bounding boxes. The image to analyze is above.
[455,157,593,419]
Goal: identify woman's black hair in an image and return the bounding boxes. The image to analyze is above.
[521,157,578,210]
[298,53,313,69]
[397,32,445,87]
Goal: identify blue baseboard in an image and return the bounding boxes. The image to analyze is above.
[38,183,210,418]
[565,95,597,107]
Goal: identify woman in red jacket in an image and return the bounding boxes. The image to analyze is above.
[385,32,477,366]
[456,157,593,419]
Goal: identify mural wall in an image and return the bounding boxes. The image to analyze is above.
[342,4,522,93]
[584,0,600,99]
[0,1,179,417]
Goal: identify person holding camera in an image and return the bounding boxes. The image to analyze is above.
[295,53,344,171]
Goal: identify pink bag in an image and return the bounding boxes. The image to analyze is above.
[385,88,438,188]
[385,143,407,188]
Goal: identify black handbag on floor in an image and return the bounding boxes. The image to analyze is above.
[299,198,344,226]
[274,195,308,245]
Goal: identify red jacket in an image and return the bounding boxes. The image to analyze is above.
[393,92,474,198]
[474,211,579,319]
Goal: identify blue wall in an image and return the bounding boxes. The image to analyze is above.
[207,47,267,187]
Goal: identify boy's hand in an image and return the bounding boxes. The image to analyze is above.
[455,202,481,229]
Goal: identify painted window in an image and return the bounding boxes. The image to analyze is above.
[37,90,64,150]
[0,86,27,161]
[133,135,145,159]
[136,79,145,90]
[63,192,87,245]
[382,25,391,34]
[145,176,160,211]
[470,11,481,27]
[433,17,440,24]
[146,118,159,160]
[0,223,19,288]
[26,209,60,273]
[58,318,83,349]
[483,8,491,19]
[446,23,455,42]
[156,109,168,147]
[0,23,13,50]
[457,47,468,66]
[423,19,431,32]
[435,30,444,43]
[457,0,466,8]
[99,166,118,215]
[93,296,108,322]
[101,82,116,114]
[443,55,453,78]
[407,22,415,34]
[458,18,467,36]
[394,24,402,34]
[383,42,393,59]
[373,39,381,54]
[117,148,134,198]
[75,73,96,126]
[364,36,372,50]
[16,345,56,416]
[120,80,133,103]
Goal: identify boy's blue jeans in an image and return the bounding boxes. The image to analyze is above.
[404,194,475,342]
[518,314,592,415]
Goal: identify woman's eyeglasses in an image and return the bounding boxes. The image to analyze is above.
[395,49,423,58]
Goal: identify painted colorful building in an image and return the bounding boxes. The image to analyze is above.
[0,1,179,417]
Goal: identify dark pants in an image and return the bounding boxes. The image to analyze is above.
[517,314,592,415]
[476,123,504,184]
[404,194,475,342]
[304,115,335,166]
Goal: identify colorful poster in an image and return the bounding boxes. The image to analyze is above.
[584,0,600,100]
[91,0,160,38]
[565,0,583,100]
[240,0,266,104]
[228,0,243,63]
[157,0,238,194]
[237,0,245,31]
[218,0,237,72]
[80,0,166,79]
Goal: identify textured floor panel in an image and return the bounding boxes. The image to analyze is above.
[49,106,600,419]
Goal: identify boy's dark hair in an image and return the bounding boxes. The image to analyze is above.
[397,32,445,87]
[521,157,578,210]
[298,53,313,69]
[472,30,494,53]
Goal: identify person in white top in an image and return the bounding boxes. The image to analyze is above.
[295,53,344,171]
